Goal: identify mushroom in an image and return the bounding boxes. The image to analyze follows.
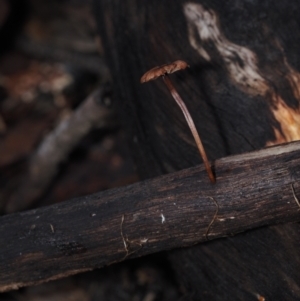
[140,60,215,183]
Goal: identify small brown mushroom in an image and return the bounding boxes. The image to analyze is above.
[140,60,215,183]
[140,60,189,83]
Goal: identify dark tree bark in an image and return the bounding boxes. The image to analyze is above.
[94,1,300,300]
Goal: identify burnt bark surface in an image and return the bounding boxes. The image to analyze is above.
[170,223,300,300]
[94,0,300,300]
[0,142,300,293]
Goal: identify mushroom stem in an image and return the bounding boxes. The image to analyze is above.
[162,75,215,183]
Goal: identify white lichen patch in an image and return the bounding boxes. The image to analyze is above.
[184,2,300,144]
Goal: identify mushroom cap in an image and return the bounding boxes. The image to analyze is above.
[140,60,189,83]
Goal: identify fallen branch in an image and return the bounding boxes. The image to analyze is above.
[5,86,115,213]
[1,141,300,292]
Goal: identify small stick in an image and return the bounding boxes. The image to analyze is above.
[141,60,215,183]
[5,86,115,213]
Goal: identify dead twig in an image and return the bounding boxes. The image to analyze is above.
[5,85,116,213]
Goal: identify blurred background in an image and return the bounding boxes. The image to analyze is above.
[0,0,179,300]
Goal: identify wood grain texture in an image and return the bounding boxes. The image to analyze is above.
[170,222,300,300]
[1,141,300,292]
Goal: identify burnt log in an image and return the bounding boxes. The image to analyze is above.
[94,1,300,300]
[0,141,300,293]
